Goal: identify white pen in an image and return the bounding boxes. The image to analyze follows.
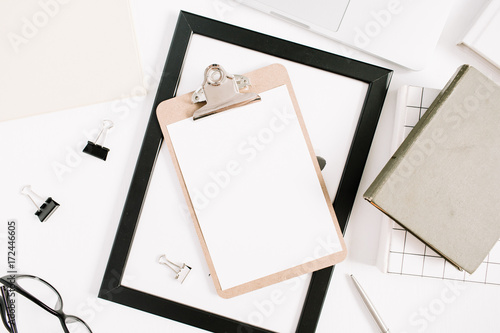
[350,274,390,333]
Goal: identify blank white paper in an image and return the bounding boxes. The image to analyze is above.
[167,85,342,291]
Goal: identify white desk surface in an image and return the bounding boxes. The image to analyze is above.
[1,0,500,332]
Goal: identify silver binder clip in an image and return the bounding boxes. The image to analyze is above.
[83,120,113,160]
[158,255,192,283]
[192,64,261,120]
[21,185,59,222]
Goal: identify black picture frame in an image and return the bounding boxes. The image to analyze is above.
[99,11,392,333]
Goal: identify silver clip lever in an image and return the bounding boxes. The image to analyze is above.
[192,64,260,120]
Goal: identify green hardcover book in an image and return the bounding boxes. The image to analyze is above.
[364,65,500,274]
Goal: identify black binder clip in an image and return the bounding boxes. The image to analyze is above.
[158,255,192,283]
[317,156,327,171]
[21,185,59,222]
[83,120,113,160]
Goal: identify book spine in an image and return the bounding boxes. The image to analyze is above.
[363,65,470,201]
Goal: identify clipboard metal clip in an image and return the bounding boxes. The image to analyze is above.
[192,64,261,120]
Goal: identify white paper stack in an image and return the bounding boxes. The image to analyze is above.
[459,0,500,70]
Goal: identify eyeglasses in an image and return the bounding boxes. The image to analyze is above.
[0,275,92,333]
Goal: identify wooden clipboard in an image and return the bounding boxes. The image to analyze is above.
[156,64,347,298]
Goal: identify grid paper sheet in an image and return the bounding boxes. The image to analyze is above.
[385,86,500,285]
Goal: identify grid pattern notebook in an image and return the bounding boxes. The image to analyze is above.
[383,85,500,285]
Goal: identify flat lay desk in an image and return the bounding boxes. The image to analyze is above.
[1,0,500,332]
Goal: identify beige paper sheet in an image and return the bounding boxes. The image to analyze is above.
[0,0,143,121]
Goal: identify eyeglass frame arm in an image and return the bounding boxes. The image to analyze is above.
[0,275,92,333]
